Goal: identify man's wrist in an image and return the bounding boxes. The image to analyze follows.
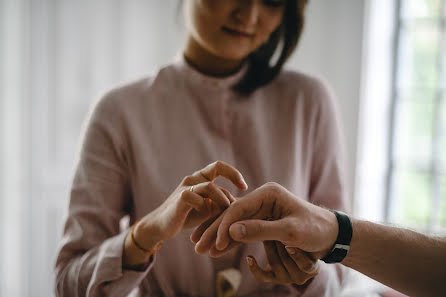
[321,210,353,263]
[320,209,339,258]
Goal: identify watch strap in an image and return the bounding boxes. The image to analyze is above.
[321,210,353,264]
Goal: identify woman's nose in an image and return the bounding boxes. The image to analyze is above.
[235,0,260,26]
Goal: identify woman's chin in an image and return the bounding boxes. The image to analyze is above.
[214,50,251,63]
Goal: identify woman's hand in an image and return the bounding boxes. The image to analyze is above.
[191,182,338,260]
[247,241,319,286]
[133,161,248,248]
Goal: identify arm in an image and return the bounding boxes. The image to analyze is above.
[55,93,248,296]
[195,183,446,297]
[54,95,154,297]
[342,219,446,297]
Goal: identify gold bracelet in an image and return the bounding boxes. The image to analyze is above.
[130,220,163,256]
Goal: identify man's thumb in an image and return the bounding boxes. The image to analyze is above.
[229,220,283,242]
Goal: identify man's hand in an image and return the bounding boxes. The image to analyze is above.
[191,182,339,260]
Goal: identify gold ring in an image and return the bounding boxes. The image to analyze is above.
[190,185,195,193]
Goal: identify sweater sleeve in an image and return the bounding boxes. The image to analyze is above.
[294,78,351,297]
[54,94,155,297]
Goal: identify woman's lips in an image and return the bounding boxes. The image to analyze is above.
[222,27,254,38]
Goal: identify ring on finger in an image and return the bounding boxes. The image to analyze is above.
[190,185,195,193]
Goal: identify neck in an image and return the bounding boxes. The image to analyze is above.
[183,36,244,77]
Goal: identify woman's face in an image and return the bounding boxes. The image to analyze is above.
[184,0,286,62]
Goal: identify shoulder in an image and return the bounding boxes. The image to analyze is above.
[276,69,335,101]
[265,68,337,114]
[91,62,178,119]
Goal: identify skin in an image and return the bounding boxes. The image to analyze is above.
[193,182,446,297]
[183,0,286,76]
[191,183,328,285]
[123,161,248,268]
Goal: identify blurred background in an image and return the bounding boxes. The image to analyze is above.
[0,0,445,296]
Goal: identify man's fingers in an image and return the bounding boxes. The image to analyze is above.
[215,195,271,250]
[285,247,320,275]
[194,212,225,254]
[190,214,219,243]
[227,219,286,243]
[209,241,241,258]
[246,256,276,283]
[196,161,248,191]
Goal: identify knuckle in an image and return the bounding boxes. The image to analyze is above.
[264,181,278,189]
[205,181,214,191]
[263,182,282,196]
[213,160,223,168]
[282,220,298,242]
[180,189,189,200]
[182,175,194,185]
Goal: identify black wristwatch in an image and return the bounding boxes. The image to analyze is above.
[321,210,353,264]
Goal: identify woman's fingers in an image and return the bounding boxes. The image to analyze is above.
[276,242,318,285]
[263,241,289,282]
[191,182,231,208]
[246,256,276,283]
[220,187,236,203]
[247,242,317,286]
[180,188,205,210]
[285,247,320,275]
[192,161,248,191]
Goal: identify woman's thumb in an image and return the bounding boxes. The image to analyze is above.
[229,220,284,242]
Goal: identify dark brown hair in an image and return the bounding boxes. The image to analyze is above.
[234,0,308,95]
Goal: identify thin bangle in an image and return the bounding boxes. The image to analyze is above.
[130,220,163,256]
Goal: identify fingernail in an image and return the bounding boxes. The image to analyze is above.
[240,179,248,189]
[233,223,247,239]
[246,257,253,266]
[285,247,296,255]
[216,241,227,251]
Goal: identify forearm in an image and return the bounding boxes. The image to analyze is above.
[342,219,446,297]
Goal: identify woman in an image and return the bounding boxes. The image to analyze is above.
[55,0,349,296]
